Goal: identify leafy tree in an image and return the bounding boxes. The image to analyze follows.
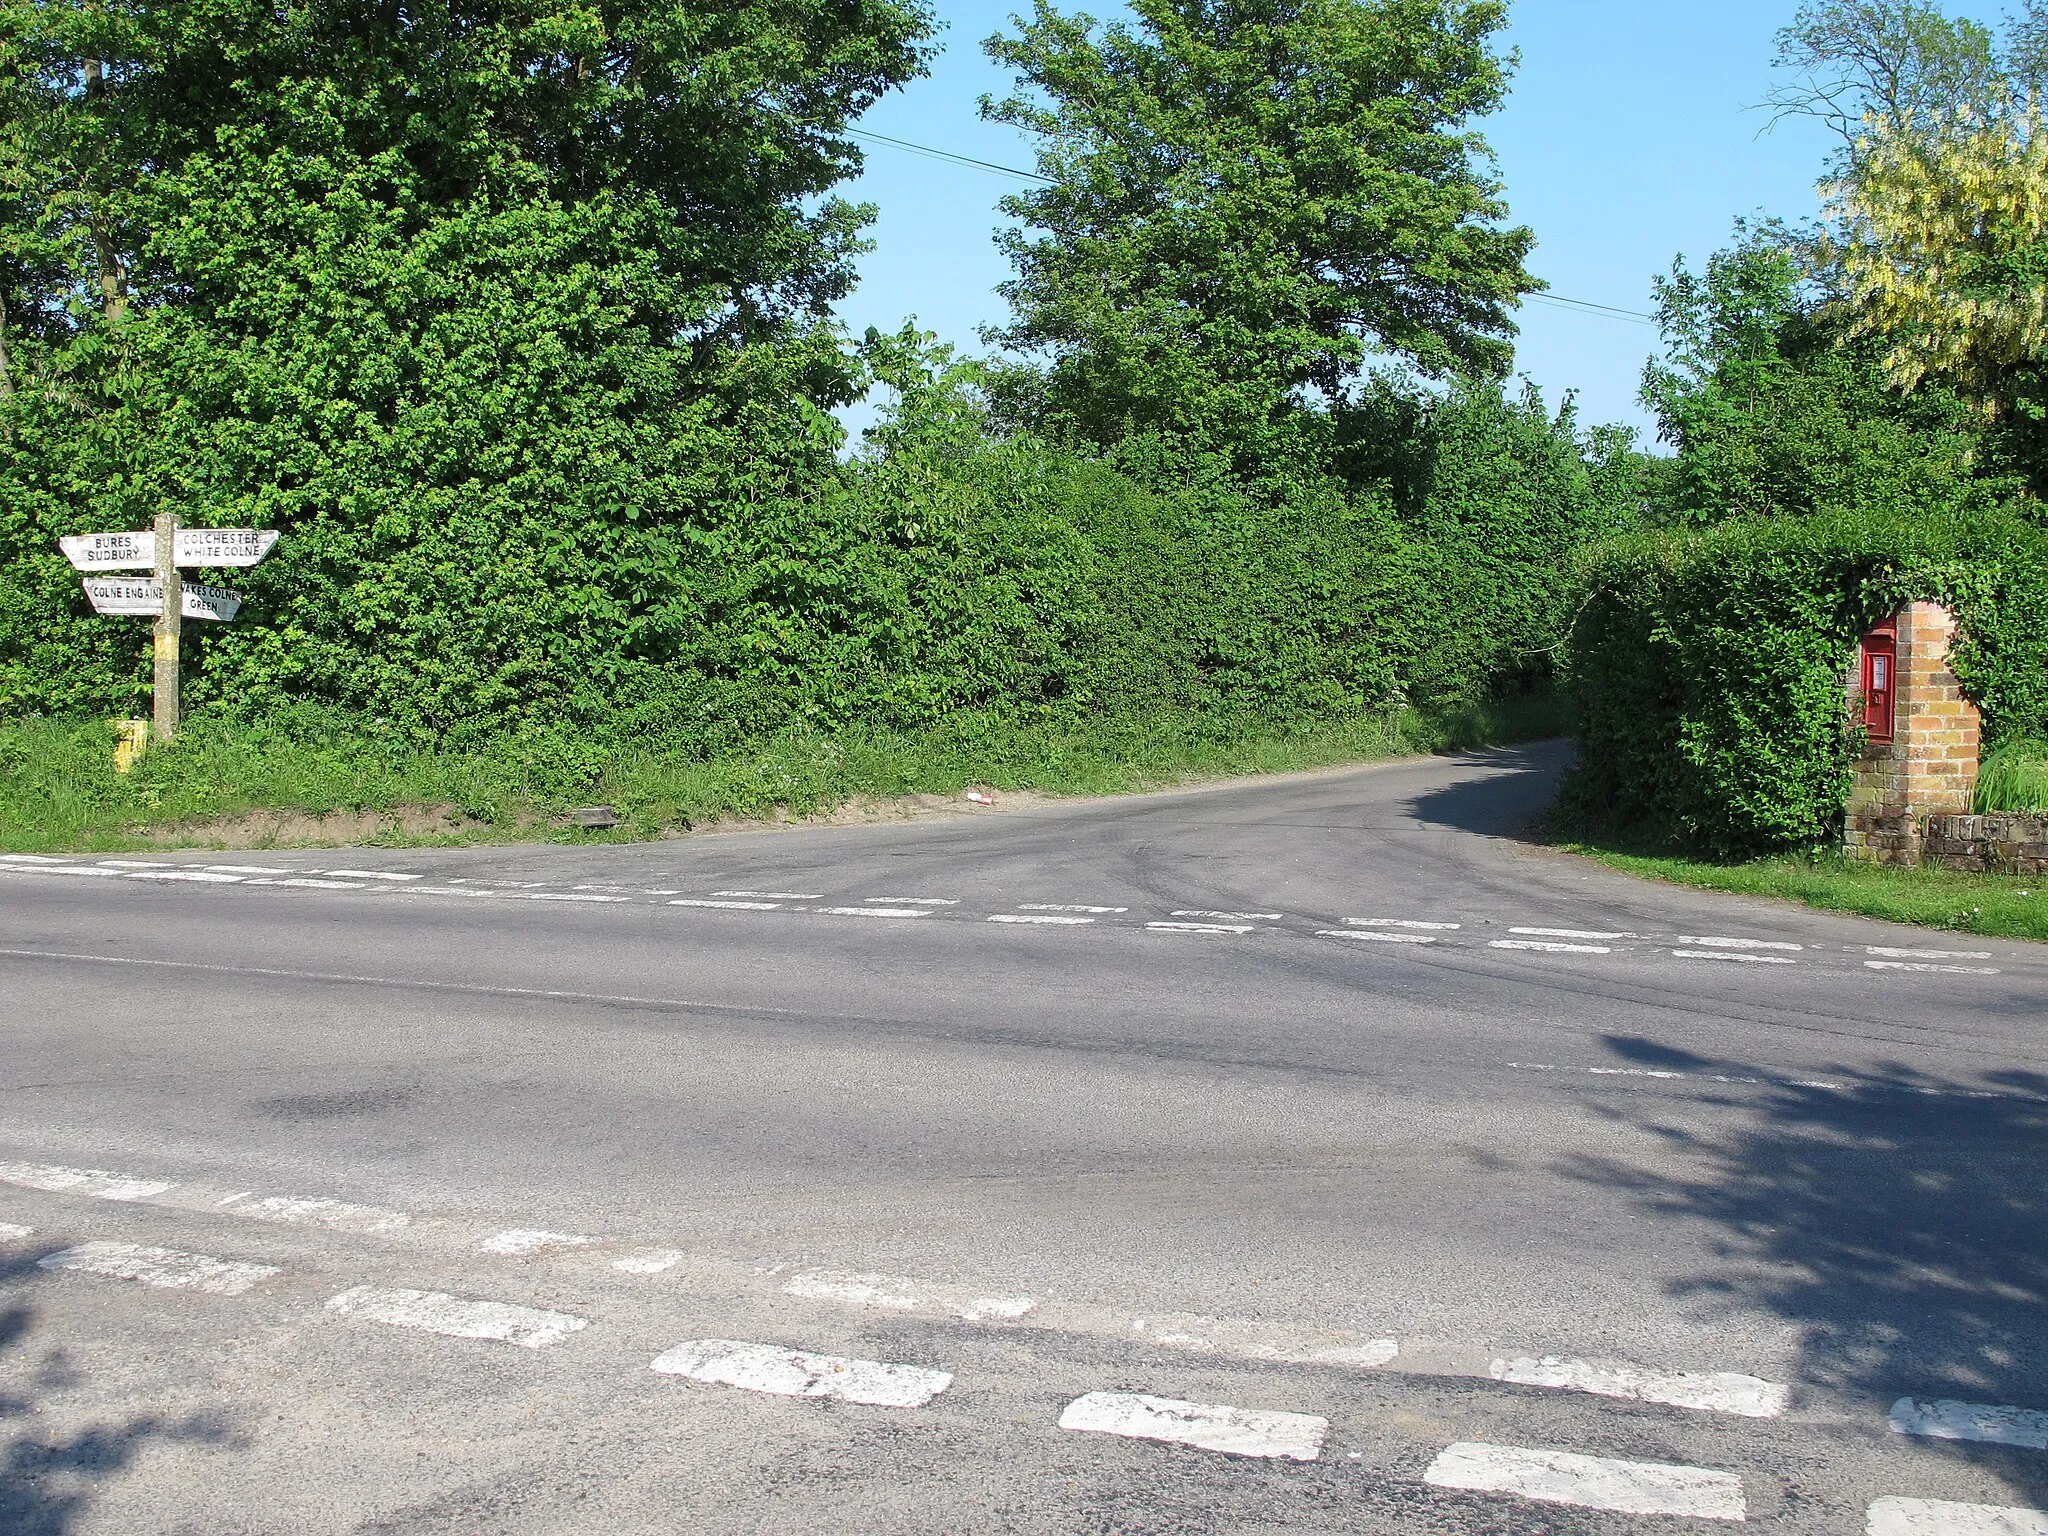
[978,0,1536,465]
[1764,0,2004,155]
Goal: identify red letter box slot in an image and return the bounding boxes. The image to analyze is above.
[1861,623,1896,744]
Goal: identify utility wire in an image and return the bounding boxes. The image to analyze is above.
[845,125,1660,327]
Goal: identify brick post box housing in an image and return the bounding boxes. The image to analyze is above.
[1843,601,1981,864]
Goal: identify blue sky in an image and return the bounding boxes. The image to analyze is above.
[828,0,1866,445]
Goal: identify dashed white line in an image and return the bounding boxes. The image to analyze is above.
[1510,927,1633,940]
[478,1228,594,1257]
[40,1241,280,1295]
[1490,1356,1788,1418]
[1348,918,1460,930]
[318,870,422,882]
[1173,910,1284,921]
[0,854,67,863]
[326,1285,587,1347]
[612,1248,687,1275]
[1490,940,1612,954]
[495,892,633,903]
[222,1194,411,1235]
[651,1339,951,1407]
[0,1161,173,1202]
[1058,1392,1326,1461]
[989,913,1094,925]
[820,906,932,919]
[1147,921,1254,934]
[123,869,245,883]
[1319,929,1436,944]
[1867,960,2001,975]
[1423,1441,1745,1520]
[1866,945,1994,959]
[713,890,821,900]
[1681,936,1802,951]
[1127,1313,1397,1368]
[97,860,174,869]
[1021,904,1127,914]
[4,864,118,877]
[782,1270,1035,1322]
[1674,949,1797,964]
[1867,1496,2048,1535]
[203,864,297,875]
[864,896,957,905]
[247,878,367,890]
[1889,1397,2048,1449]
[669,898,781,910]
[0,1222,34,1241]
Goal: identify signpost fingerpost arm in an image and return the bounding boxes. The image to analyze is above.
[152,511,181,742]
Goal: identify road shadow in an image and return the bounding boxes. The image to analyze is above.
[1,1248,238,1535]
[1405,741,1572,839]
[1563,1037,2048,1508]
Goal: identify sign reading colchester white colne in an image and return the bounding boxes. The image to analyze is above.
[60,516,280,742]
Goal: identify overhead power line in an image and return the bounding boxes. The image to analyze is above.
[844,126,1660,327]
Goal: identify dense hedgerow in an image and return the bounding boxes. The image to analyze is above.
[1561,511,2048,858]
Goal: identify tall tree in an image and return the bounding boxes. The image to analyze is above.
[979,0,1536,461]
[1763,0,2004,155]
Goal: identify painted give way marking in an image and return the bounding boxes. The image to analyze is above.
[1058,1391,1326,1461]
[1491,1355,1788,1418]
[1867,1497,2048,1535]
[1424,1441,1745,1521]
[651,1339,950,1407]
[39,1241,279,1296]
[325,1285,588,1349]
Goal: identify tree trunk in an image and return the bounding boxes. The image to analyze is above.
[83,57,128,325]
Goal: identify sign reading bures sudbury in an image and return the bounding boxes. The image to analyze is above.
[59,515,280,743]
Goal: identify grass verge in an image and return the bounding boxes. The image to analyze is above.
[1560,840,2048,944]
[0,694,1563,855]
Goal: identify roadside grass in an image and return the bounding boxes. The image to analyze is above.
[1560,839,2048,945]
[0,694,1563,854]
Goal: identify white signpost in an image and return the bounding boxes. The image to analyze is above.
[60,515,278,745]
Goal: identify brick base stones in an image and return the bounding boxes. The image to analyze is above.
[1844,602,1981,866]
[1921,813,2048,875]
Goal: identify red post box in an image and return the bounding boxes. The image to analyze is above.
[1861,621,1896,744]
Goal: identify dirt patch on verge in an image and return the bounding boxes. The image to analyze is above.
[684,787,1057,837]
[148,802,484,848]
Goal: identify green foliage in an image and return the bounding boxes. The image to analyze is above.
[1976,736,2048,813]
[979,0,1535,463]
[1562,510,2048,859]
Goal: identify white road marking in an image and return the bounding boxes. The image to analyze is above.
[613,1248,687,1274]
[1147,921,1254,934]
[1423,1441,1745,1520]
[0,1161,172,1201]
[1173,910,1284,921]
[651,1339,950,1407]
[448,878,545,888]
[820,906,931,919]
[989,913,1094,925]
[1681,936,1802,951]
[1490,1356,1788,1418]
[247,878,367,890]
[1129,1313,1397,1368]
[1674,949,1797,964]
[478,1228,594,1256]
[864,896,957,905]
[1021,903,1127,914]
[1889,1397,2048,1449]
[0,1222,34,1241]
[782,1270,1035,1322]
[1348,918,1460,929]
[122,869,244,883]
[326,1285,587,1348]
[39,1241,279,1295]
[669,898,781,910]
[203,864,297,875]
[713,890,821,900]
[1058,1392,1326,1461]
[1319,929,1436,944]
[1867,1496,2048,1534]
[1510,927,1633,940]
[1867,960,2001,975]
[1866,945,1994,959]
[97,860,174,868]
[1508,1059,2044,1104]
[316,870,420,881]
[10,865,118,877]
[0,854,68,863]
[1490,939,1612,954]
[495,892,633,903]
[407,886,499,897]
[221,1194,411,1235]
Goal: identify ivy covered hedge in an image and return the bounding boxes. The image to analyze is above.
[1560,512,2048,858]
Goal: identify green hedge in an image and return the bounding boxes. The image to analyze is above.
[1561,512,2048,858]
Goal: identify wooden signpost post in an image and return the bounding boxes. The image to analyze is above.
[59,514,279,748]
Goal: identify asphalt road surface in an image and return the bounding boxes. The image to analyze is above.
[2,742,2044,1535]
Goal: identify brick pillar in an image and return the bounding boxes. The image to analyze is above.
[1843,601,1982,864]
